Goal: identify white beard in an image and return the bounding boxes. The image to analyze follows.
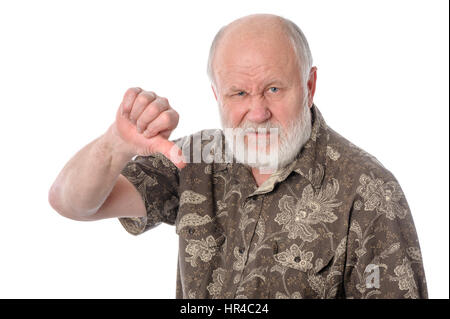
[219,97,312,173]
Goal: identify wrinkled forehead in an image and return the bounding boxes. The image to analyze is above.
[213,21,299,87]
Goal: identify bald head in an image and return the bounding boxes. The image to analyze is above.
[207,14,313,86]
[218,14,289,44]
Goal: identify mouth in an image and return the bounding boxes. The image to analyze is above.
[246,131,271,136]
[243,127,277,134]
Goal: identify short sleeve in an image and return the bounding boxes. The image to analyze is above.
[343,169,428,299]
[118,150,180,236]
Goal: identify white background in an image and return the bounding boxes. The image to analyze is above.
[0,0,448,298]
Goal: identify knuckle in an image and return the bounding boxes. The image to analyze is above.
[173,111,179,125]
[156,100,169,113]
[151,100,163,112]
[159,97,169,106]
[125,87,141,97]
[146,91,156,99]
[136,93,151,105]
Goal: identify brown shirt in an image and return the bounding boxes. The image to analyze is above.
[118,105,428,299]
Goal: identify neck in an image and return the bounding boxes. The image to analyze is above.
[251,167,273,187]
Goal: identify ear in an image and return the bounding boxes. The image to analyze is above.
[211,84,218,101]
[307,66,317,107]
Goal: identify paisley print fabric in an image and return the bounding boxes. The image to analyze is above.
[118,104,428,299]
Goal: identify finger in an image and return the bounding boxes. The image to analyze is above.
[121,87,142,117]
[150,136,186,170]
[142,109,179,138]
[129,91,157,125]
[159,129,171,139]
[136,97,170,133]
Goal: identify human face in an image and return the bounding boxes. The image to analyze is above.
[219,88,311,172]
[212,26,313,170]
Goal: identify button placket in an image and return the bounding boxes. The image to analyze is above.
[232,195,265,297]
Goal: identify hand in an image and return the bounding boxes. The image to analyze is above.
[112,87,185,169]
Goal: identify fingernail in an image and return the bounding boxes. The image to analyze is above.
[137,127,142,133]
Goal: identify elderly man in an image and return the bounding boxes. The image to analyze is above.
[49,14,427,299]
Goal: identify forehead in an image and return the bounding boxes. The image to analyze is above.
[216,64,289,90]
[213,25,299,87]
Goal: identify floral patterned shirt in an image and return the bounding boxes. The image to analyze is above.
[118,104,428,299]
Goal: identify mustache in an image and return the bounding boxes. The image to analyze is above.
[225,121,285,134]
[224,121,292,140]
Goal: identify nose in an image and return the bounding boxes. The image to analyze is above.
[245,96,272,123]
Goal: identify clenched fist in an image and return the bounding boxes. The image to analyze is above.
[111,87,185,169]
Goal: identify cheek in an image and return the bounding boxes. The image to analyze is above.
[221,103,247,127]
[269,109,289,128]
[269,97,300,125]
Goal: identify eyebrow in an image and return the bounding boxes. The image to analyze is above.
[227,80,284,91]
[264,79,285,87]
[224,85,246,95]
[229,85,243,92]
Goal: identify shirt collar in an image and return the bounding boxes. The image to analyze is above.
[291,104,329,189]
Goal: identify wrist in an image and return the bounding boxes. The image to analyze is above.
[101,123,135,162]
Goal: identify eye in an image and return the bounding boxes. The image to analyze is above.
[268,87,279,93]
[236,91,246,96]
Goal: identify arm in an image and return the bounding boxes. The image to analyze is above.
[48,87,184,221]
[48,124,145,221]
[343,171,428,299]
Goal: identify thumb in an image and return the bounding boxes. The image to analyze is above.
[151,135,187,170]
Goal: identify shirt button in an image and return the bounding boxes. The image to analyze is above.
[272,242,278,254]
[238,247,245,254]
[188,228,195,235]
[294,256,301,263]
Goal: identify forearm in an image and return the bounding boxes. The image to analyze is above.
[49,124,134,218]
